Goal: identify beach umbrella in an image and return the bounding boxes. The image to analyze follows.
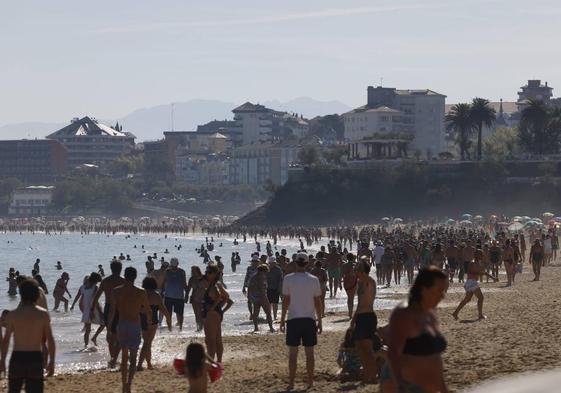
[393,218,403,223]
[381,217,390,222]
[459,220,472,225]
[446,218,456,224]
[473,215,483,221]
[508,222,524,231]
[489,214,498,219]
[524,220,541,228]
[531,218,543,223]
[521,216,532,222]
[512,215,522,221]
[543,212,554,218]
[461,213,472,219]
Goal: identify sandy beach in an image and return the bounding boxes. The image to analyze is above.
[36,263,561,393]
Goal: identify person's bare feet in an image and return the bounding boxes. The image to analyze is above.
[452,312,459,321]
[478,315,487,320]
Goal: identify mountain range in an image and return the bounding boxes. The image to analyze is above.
[0,97,351,142]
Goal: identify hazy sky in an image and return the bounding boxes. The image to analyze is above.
[1,0,560,124]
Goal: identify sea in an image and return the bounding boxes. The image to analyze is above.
[0,231,403,373]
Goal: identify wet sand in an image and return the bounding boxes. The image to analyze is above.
[42,264,561,393]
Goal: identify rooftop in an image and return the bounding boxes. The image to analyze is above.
[47,116,134,139]
[345,105,402,115]
[232,102,271,113]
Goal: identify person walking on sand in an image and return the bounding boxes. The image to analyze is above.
[529,239,545,281]
[91,260,126,368]
[342,253,358,319]
[452,257,498,321]
[351,257,378,383]
[163,257,189,331]
[280,252,322,390]
[109,267,150,393]
[248,264,275,332]
[1,279,56,393]
[52,272,71,312]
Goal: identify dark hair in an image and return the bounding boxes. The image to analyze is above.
[314,260,323,268]
[185,342,205,378]
[191,266,202,276]
[19,279,40,304]
[358,258,371,274]
[408,266,447,306]
[142,277,158,290]
[124,266,137,281]
[342,327,355,348]
[89,272,102,285]
[257,264,269,273]
[110,260,123,275]
[205,264,219,275]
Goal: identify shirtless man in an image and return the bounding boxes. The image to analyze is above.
[150,259,169,294]
[341,254,358,319]
[1,279,55,392]
[91,260,126,368]
[351,257,378,383]
[326,246,342,298]
[445,240,459,283]
[53,272,71,312]
[460,241,475,284]
[452,258,498,321]
[109,267,149,393]
[529,239,545,281]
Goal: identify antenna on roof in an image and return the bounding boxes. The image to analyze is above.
[380,77,384,87]
[171,103,175,131]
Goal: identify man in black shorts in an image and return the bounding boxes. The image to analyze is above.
[280,253,322,390]
[267,257,284,320]
[351,257,378,383]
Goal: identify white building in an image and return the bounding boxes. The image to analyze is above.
[229,143,300,186]
[344,86,446,157]
[232,102,309,145]
[8,186,55,216]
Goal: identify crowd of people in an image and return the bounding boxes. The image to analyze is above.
[0,222,558,392]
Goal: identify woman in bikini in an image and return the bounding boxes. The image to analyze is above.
[382,267,449,393]
[201,264,233,362]
[137,277,171,371]
[186,266,204,331]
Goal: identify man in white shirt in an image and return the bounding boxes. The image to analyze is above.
[280,252,322,390]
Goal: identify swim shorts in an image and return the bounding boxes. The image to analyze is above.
[353,312,378,341]
[117,320,142,352]
[286,318,317,347]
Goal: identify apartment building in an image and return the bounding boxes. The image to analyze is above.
[8,186,55,216]
[0,139,68,181]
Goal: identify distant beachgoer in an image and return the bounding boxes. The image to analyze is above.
[163,257,189,331]
[310,260,328,317]
[137,277,171,371]
[267,257,283,320]
[109,266,149,393]
[186,266,205,331]
[91,260,126,368]
[502,239,515,286]
[326,246,342,298]
[452,258,498,321]
[382,267,448,393]
[1,279,56,393]
[351,257,378,383]
[530,239,544,281]
[55,261,62,270]
[280,252,322,390]
[248,264,274,332]
[200,264,233,362]
[341,253,357,319]
[71,273,104,348]
[145,256,154,274]
[242,255,259,320]
[7,271,18,296]
[52,272,71,312]
[32,271,48,295]
[33,259,40,274]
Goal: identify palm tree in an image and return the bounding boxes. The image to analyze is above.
[445,103,474,160]
[519,99,550,155]
[470,98,496,160]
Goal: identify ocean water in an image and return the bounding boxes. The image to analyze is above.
[0,232,402,372]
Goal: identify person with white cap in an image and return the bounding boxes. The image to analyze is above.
[163,257,188,330]
[280,252,322,390]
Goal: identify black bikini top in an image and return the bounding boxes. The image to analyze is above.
[403,332,447,356]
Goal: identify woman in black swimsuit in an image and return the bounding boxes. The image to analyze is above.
[201,264,233,362]
[382,267,449,393]
[137,277,171,371]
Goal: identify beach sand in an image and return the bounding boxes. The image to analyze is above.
[40,264,561,393]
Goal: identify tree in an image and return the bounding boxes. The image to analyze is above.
[322,145,348,165]
[445,103,474,160]
[470,98,496,160]
[297,145,321,166]
[518,100,561,155]
[308,114,345,141]
[483,127,519,159]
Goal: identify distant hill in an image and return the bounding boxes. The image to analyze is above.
[0,97,352,142]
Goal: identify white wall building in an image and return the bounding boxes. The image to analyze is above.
[9,186,55,216]
[344,86,446,157]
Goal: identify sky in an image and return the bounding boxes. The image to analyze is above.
[1,0,560,124]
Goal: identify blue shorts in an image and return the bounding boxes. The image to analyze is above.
[117,320,141,352]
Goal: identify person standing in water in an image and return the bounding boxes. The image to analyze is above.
[109,267,150,393]
[163,257,189,331]
[52,272,71,312]
[1,279,56,393]
[91,260,126,369]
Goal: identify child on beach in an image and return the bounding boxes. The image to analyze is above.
[185,342,218,393]
[336,328,361,381]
